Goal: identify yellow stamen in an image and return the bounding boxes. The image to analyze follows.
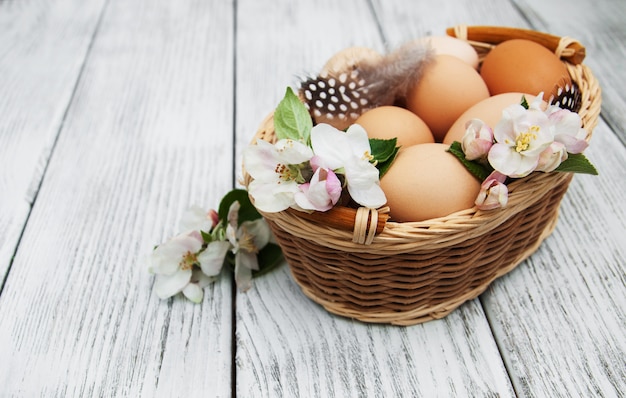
[274,163,299,183]
[237,226,259,254]
[179,251,197,270]
[515,125,539,152]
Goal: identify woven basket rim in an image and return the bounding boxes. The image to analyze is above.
[242,25,602,247]
[240,26,601,325]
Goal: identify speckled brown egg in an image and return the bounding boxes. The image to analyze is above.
[380,143,481,222]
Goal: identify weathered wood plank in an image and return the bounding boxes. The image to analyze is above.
[375,1,626,396]
[0,0,106,286]
[237,267,514,397]
[370,0,533,45]
[234,0,514,396]
[0,0,235,396]
[482,120,626,397]
[478,1,626,395]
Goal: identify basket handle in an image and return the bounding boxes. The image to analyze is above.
[286,206,389,244]
[446,25,586,64]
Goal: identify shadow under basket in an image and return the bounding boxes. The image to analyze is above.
[243,25,601,326]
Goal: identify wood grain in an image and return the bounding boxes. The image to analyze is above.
[374,1,626,396]
[482,121,626,397]
[237,266,514,397]
[0,0,235,396]
[234,0,514,396]
[0,0,106,286]
[0,0,623,397]
[477,0,626,395]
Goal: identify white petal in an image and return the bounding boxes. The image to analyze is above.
[345,124,372,158]
[235,253,256,292]
[274,139,314,164]
[248,179,297,212]
[488,144,523,177]
[344,162,386,208]
[148,250,178,275]
[154,268,192,299]
[227,201,240,229]
[179,206,214,232]
[191,268,216,288]
[243,140,281,181]
[348,182,386,208]
[197,241,231,276]
[182,283,204,303]
[238,251,260,271]
[149,233,202,275]
[514,155,540,178]
[241,219,271,249]
[310,124,347,169]
[494,105,525,145]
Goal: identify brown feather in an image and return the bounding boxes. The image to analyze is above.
[298,41,434,129]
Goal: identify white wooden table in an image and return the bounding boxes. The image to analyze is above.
[1,1,624,396]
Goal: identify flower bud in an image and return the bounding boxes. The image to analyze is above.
[475,171,508,210]
[461,119,494,160]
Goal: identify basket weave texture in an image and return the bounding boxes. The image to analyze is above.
[243,26,602,326]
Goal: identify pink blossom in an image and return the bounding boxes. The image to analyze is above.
[546,106,589,154]
[475,171,509,210]
[461,119,494,160]
[294,165,342,211]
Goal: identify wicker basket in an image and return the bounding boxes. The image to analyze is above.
[243,26,602,325]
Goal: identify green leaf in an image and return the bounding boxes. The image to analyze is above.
[520,95,529,109]
[369,138,400,178]
[273,87,313,143]
[218,189,261,226]
[369,138,398,163]
[375,146,400,179]
[555,153,599,175]
[200,230,213,244]
[447,141,492,181]
[253,243,285,278]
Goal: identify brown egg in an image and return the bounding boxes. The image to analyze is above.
[321,46,383,75]
[480,39,571,97]
[380,143,481,222]
[443,93,545,145]
[406,55,490,142]
[414,36,479,69]
[355,106,434,147]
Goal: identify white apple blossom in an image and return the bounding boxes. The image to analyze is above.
[310,123,386,208]
[225,201,272,291]
[488,99,554,178]
[148,230,216,302]
[244,138,314,212]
